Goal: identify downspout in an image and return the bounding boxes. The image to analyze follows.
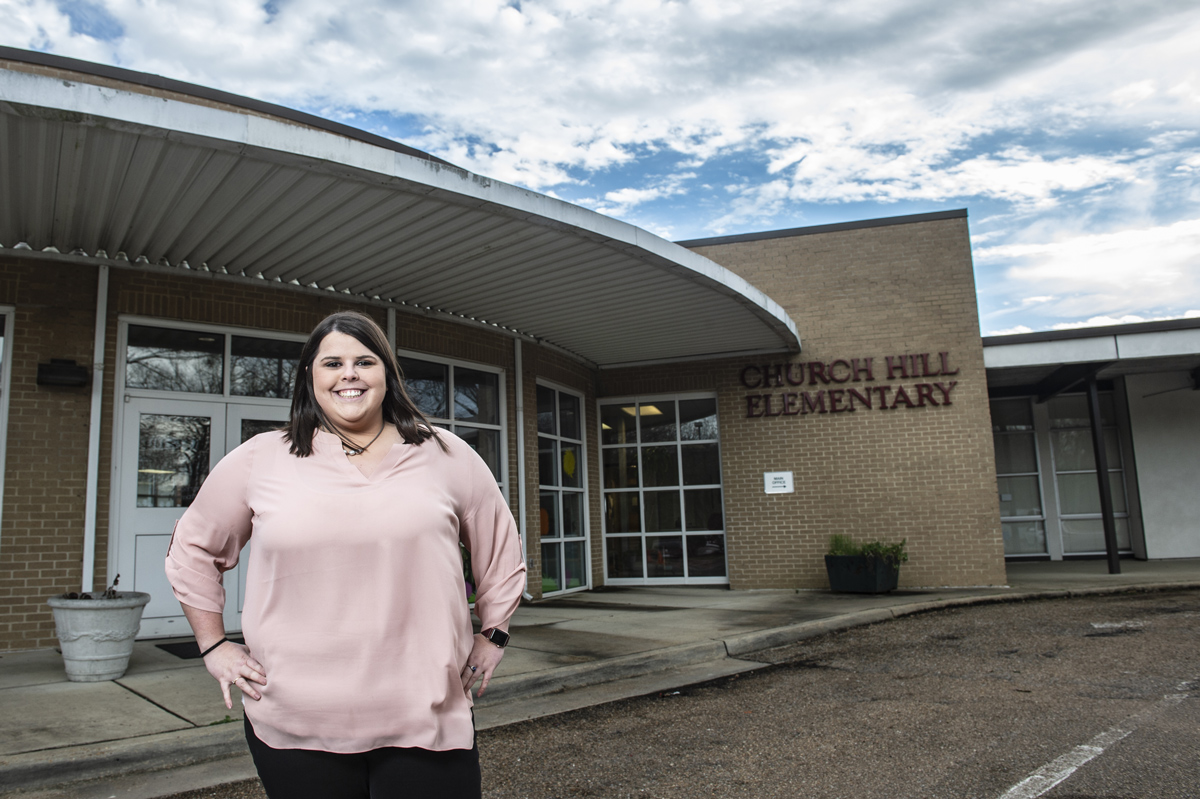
[386,307,396,353]
[81,265,109,593]
[514,338,534,601]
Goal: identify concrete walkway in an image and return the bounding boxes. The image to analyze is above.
[2,559,1198,798]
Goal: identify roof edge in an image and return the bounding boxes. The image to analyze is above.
[676,209,969,248]
[983,316,1200,347]
[0,45,450,167]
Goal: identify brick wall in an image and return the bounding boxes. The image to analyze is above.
[601,216,1006,589]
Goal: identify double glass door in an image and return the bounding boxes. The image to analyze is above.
[117,399,288,638]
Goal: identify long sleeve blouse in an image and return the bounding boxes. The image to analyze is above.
[165,428,526,753]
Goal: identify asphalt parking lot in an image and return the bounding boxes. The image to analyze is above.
[163,590,1199,799]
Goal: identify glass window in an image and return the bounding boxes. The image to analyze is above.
[398,357,448,418]
[455,368,499,425]
[990,398,1046,556]
[126,325,224,394]
[231,336,302,398]
[601,396,726,582]
[137,413,211,507]
[537,384,588,595]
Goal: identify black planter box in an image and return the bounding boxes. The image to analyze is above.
[824,555,900,593]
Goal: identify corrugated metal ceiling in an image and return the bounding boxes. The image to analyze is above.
[0,63,800,367]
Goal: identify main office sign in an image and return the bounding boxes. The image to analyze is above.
[740,351,960,418]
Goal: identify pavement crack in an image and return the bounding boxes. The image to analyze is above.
[114,680,199,726]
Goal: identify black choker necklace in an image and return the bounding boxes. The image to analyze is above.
[337,424,386,456]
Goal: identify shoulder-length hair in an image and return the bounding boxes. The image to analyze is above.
[284,310,441,457]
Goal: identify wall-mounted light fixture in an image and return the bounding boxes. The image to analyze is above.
[37,359,90,387]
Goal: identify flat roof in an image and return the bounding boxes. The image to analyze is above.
[676,209,968,248]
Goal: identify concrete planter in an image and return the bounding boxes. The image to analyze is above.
[46,592,151,681]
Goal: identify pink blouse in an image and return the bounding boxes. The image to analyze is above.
[165,429,526,753]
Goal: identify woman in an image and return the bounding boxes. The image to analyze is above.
[165,311,525,799]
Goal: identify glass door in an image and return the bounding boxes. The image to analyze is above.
[117,398,225,638]
[536,385,588,595]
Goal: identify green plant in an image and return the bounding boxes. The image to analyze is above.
[827,536,908,567]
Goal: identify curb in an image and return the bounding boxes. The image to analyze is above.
[3,581,1197,797]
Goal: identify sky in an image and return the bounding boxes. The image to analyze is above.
[4,0,1200,335]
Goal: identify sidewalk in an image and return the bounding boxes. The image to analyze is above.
[2,559,1198,799]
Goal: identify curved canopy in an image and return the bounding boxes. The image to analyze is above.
[0,51,799,367]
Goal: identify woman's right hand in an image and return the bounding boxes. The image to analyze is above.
[203,641,267,710]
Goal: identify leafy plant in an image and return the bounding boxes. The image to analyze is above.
[827,536,908,567]
[60,574,122,600]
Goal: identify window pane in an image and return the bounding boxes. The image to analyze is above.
[646,536,684,577]
[457,427,500,481]
[562,492,583,537]
[605,493,641,533]
[1062,517,1130,554]
[607,536,643,578]
[681,443,721,486]
[126,325,224,393]
[240,418,282,443]
[603,448,638,488]
[540,491,559,539]
[1002,521,1047,555]
[997,476,1042,517]
[643,490,682,532]
[540,543,562,593]
[455,367,499,424]
[994,434,1037,475]
[684,489,723,531]
[1051,429,1120,472]
[1057,472,1127,514]
[559,393,581,440]
[601,404,637,445]
[537,385,556,435]
[1048,394,1115,428]
[990,399,1033,432]
[561,443,582,488]
[642,445,679,487]
[399,357,447,419]
[679,399,718,441]
[230,336,302,398]
[639,402,677,442]
[564,540,587,589]
[538,436,558,487]
[686,534,726,576]
[138,414,210,507]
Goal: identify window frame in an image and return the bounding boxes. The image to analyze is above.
[535,379,590,596]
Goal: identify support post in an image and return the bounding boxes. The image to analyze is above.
[1085,376,1120,574]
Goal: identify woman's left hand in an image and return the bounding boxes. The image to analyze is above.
[461,634,506,697]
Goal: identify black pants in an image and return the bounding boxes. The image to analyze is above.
[245,717,481,799]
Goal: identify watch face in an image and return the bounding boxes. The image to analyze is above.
[487,628,510,647]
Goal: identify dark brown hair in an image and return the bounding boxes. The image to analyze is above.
[284,311,440,456]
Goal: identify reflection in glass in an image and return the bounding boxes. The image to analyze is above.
[539,437,558,487]
[639,402,677,442]
[989,399,1034,432]
[398,358,447,418]
[605,493,641,533]
[137,414,211,507]
[997,476,1042,517]
[561,492,583,537]
[681,443,721,486]
[603,448,638,488]
[126,325,224,394]
[1057,473,1127,515]
[537,385,556,434]
[540,491,558,539]
[679,399,718,440]
[457,427,501,481]
[1048,394,1115,428]
[643,490,682,532]
[993,434,1037,475]
[641,445,679,487]
[1002,521,1047,555]
[561,443,582,488]
[646,536,684,577]
[564,541,586,589]
[601,404,636,445]
[607,536,643,579]
[241,419,282,443]
[684,489,723,531]
[455,368,499,424]
[1051,430,1120,472]
[1062,518,1130,554]
[540,543,562,593]
[686,534,726,576]
[231,336,302,398]
[559,394,580,440]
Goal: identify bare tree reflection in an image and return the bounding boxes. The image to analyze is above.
[137,414,211,507]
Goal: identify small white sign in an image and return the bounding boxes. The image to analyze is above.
[764,471,794,494]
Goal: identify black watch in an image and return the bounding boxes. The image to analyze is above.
[481,627,510,648]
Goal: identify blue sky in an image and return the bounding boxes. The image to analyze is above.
[5,0,1200,334]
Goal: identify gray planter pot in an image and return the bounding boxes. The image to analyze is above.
[46,592,151,681]
[824,555,900,593]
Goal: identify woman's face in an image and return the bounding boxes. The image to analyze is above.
[311,330,387,433]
